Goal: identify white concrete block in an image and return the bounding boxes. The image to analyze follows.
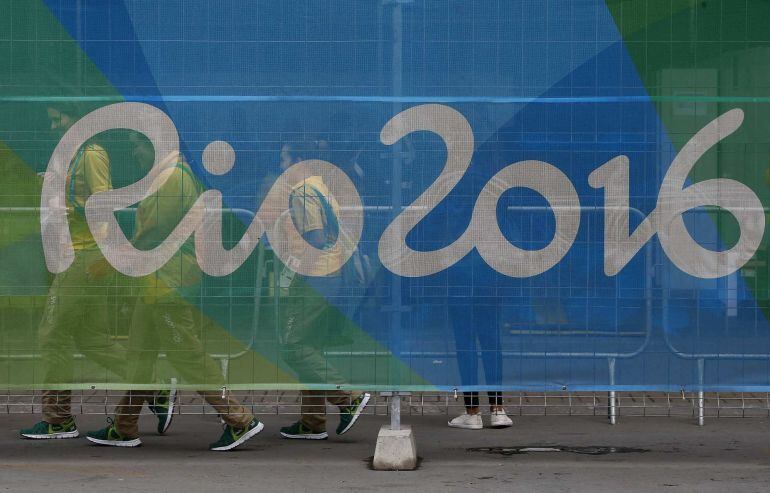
[372,425,418,471]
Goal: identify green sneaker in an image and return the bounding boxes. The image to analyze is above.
[86,419,141,448]
[20,418,79,439]
[148,388,176,434]
[209,419,264,451]
[280,421,328,440]
[336,392,371,435]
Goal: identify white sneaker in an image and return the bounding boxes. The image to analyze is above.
[489,410,513,428]
[448,413,483,430]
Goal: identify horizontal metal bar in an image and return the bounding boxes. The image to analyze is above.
[3,95,770,104]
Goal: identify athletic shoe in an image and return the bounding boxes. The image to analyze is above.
[209,419,264,451]
[448,412,483,430]
[86,419,141,448]
[336,392,371,435]
[489,409,513,428]
[280,421,328,440]
[149,388,176,434]
[20,418,79,439]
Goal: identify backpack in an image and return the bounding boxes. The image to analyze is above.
[305,184,374,290]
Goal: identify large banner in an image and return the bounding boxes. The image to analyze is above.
[1,0,770,391]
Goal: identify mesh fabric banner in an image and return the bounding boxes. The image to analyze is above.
[1,0,770,392]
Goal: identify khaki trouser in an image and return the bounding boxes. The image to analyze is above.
[300,389,361,432]
[39,248,126,424]
[42,391,74,424]
[114,390,252,438]
[280,278,360,432]
[115,299,253,436]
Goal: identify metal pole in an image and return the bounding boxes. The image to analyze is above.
[390,394,401,431]
[697,358,705,426]
[608,357,617,425]
[388,0,405,391]
[697,391,705,426]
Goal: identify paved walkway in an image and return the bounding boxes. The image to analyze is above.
[2,412,770,491]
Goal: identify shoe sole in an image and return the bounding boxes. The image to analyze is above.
[21,430,79,440]
[447,422,483,430]
[210,421,264,451]
[86,436,142,447]
[280,431,328,440]
[337,392,371,435]
[157,387,177,435]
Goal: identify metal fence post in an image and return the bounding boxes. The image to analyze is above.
[697,358,705,426]
[390,394,401,431]
[383,391,410,430]
[608,357,617,425]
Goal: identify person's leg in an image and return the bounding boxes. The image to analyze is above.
[324,389,370,436]
[280,340,356,437]
[324,390,359,408]
[278,278,370,437]
[152,302,254,427]
[36,270,77,428]
[84,391,144,447]
[23,252,120,438]
[446,301,485,429]
[41,390,72,424]
[279,282,353,433]
[114,391,150,439]
[286,389,368,438]
[463,391,480,414]
[449,302,479,396]
[90,300,167,442]
[37,249,122,425]
[484,391,506,413]
[73,278,128,384]
[150,301,217,385]
[199,390,254,428]
[207,392,263,451]
[487,391,503,409]
[486,389,512,427]
[473,302,504,412]
[277,389,330,439]
[471,304,511,426]
[69,248,124,375]
[38,289,75,425]
[19,389,78,438]
[138,301,261,450]
[448,389,483,429]
[450,302,481,417]
[21,269,84,438]
[299,389,328,432]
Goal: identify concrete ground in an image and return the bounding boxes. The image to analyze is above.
[2,412,770,492]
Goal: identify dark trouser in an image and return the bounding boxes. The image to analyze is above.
[448,300,503,407]
[463,391,503,409]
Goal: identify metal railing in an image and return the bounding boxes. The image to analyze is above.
[660,207,770,425]
[4,390,770,420]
